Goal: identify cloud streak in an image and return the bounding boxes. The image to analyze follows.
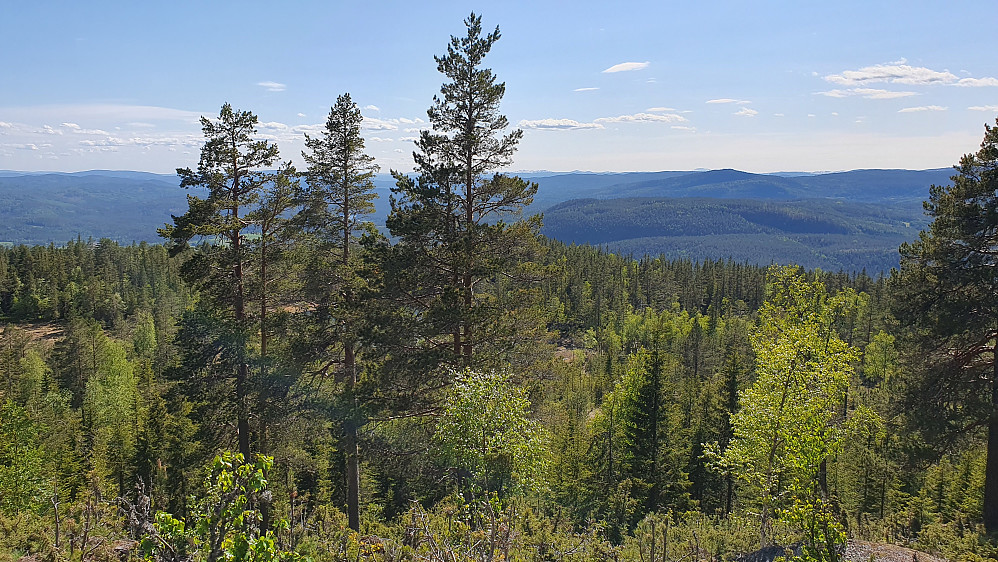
[596,112,687,124]
[518,118,603,130]
[603,61,649,73]
[898,105,947,113]
[817,88,917,99]
[519,111,688,131]
[257,81,287,92]
[706,98,751,105]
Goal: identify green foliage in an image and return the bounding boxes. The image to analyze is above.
[779,498,846,562]
[0,400,45,514]
[142,452,302,562]
[83,330,138,495]
[710,266,859,546]
[435,369,547,498]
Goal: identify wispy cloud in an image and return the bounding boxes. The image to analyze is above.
[898,105,947,113]
[825,60,998,88]
[574,87,599,92]
[596,112,687,124]
[825,61,956,86]
[706,98,751,105]
[957,77,998,87]
[365,105,380,111]
[297,113,306,117]
[970,105,998,112]
[362,118,399,131]
[603,61,649,73]
[257,81,286,92]
[734,108,759,117]
[519,111,688,131]
[817,88,917,99]
[646,107,676,112]
[518,118,604,130]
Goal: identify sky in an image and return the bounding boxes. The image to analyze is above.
[2,0,997,174]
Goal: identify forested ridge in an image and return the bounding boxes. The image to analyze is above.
[3,13,998,562]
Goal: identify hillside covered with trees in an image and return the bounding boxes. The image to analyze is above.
[3,13,998,562]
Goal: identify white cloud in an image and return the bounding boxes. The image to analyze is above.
[0,121,12,128]
[646,107,676,112]
[603,61,649,73]
[518,118,604,130]
[364,105,380,111]
[61,122,80,130]
[574,87,599,92]
[825,62,956,86]
[706,98,751,105]
[297,113,306,118]
[899,105,947,113]
[257,81,286,92]
[817,88,917,99]
[595,112,687,124]
[969,105,998,112]
[257,121,290,131]
[957,77,998,87]
[368,137,394,142]
[361,118,398,131]
[399,136,418,141]
[671,126,696,132]
[734,107,759,117]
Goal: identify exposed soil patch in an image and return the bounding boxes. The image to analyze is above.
[1,321,65,352]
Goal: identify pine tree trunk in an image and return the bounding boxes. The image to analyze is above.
[984,345,998,532]
[345,342,361,531]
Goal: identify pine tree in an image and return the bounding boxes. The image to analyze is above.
[160,103,285,458]
[297,93,379,531]
[386,12,541,370]
[894,118,998,532]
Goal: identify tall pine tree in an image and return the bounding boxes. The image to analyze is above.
[895,118,998,532]
[386,12,541,372]
[160,103,285,458]
[297,93,379,531]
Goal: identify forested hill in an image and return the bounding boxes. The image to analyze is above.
[540,197,927,272]
[524,167,954,210]
[0,167,951,271]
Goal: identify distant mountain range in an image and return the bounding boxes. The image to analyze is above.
[0,167,954,271]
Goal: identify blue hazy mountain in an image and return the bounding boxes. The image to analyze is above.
[0,168,954,271]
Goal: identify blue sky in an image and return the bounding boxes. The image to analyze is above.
[2,0,996,173]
